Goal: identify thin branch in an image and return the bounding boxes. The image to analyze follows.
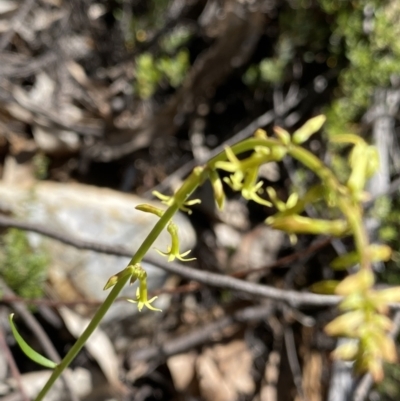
[284,324,307,401]
[0,215,131,256]
[146,254,341,307]
[0,0,36,51]
[129,304,274,364]
[3,213,400,311]
[232,237,332,279]
[0,215,341,307]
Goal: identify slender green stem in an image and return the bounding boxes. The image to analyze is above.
[34,167,209,401]
[207,137,282,168]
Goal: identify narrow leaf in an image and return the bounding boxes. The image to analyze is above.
[9,314,57,369]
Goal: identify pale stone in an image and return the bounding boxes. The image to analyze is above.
[0,182,196,321]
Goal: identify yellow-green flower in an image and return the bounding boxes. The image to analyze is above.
[209,169,226,210]
[155,222,196,262]
[104,264,161,312]
[127,286,161,312]
[152,191,200,214]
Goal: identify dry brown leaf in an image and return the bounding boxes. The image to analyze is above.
[58,307,124,392]
[167,351,197,392]
[196,340,255,401]
[212,340,255,395]
[196,350,236,401]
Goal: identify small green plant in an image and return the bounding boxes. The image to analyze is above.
[318,0,400,136]
[0,229,48,299]
[135,49,189,99]
[9,115,400,399]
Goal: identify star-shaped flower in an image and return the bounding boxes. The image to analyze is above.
[155,222,196,262]
[127,273,161,312]
[127,287,161,312]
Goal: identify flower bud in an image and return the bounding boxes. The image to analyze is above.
[331,341,359,361]
[270,145,287,160]
[292,115,326,144]
[310,280,340,295]
[365,146,380,178]
[379,336,397,363]
[325,310,365,337]
[135,204,164,217]
[369,314,393,332]
[330,245,391,270]
[338,292,365,311]
[103,266,136,290]
[209,169,225,210]
[266,215,348,236]
[335,269,374,296]
[254,128,268,139]
[367,358,384,382]
[372,286,400,304]
[273,126,291,145]
[347,143,368,194]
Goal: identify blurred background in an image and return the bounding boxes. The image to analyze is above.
[1,0,400,400]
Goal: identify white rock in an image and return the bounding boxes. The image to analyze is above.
[0,182,196,321]
[8,368,92,401]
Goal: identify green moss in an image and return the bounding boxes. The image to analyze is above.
[0,229,48,299]
[135,49,190,99]
[318,0,400,135]
[160,26,192,54]
[135,53,162,99]
[377,362,400,401]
